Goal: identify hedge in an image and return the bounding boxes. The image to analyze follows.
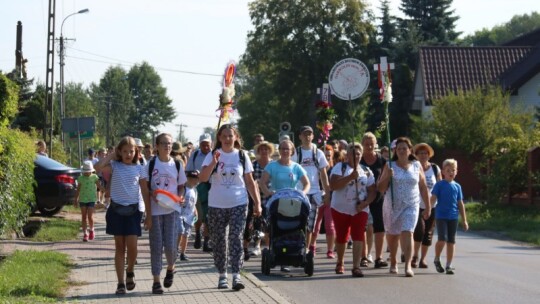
[0,126,35,237]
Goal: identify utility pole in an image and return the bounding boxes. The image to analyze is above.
[106,97,111,146]
[175,123,187,142]
[44,0,56,156]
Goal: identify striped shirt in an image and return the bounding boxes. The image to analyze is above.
[110,160,144,206]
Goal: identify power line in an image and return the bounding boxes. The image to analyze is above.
[66,53,222,77]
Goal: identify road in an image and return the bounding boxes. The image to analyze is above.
[243,231,540,304]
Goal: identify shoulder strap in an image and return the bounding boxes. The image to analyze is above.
[148,157,156,190]
[174,158,181,173]
[431,162,440,181]
[239,149,246,172]
[296,146,302,163]
[192,150,199,168]
[313,146,319,168]
[360,164,370,176]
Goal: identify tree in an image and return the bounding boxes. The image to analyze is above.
[89,66,132,146]
[237,0,376,144]
[460,12,540,46]
[6,69,34,130]
[126,62,175,141]
[378,0,398,54]
[399,0,460,45]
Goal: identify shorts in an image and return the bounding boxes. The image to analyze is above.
[307,194,319,232]
[105,205,142,236]
[331,208,368,243]
[176,217,193,236]
[79,202,96,208]
[369,195,385,233]
[436,218,458,244]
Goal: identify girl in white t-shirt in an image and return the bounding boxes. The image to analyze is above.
[141,133,187,294]
[329,143,377,278]
[199,124,262,291]
[94,136,149,295]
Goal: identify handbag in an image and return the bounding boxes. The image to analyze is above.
[110,201,139,216]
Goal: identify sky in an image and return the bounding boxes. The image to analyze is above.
[1,0,538,145]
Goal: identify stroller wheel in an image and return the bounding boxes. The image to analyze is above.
[261,248,271,275]
[304,251,314,276]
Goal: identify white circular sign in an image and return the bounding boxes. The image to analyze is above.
[328,58,370,100]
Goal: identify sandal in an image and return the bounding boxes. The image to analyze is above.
[335,262,345,274]
[411,256,418,268]
[163,269,174,288]
[351,267,364,277]
[126,271,136,291]
[419,260,428,268]
[115,283,126,295]
[360,257,369,267]
[152,282,164,294]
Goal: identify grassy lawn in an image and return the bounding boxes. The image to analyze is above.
[30,218,80,242]
[466,203,540,246]
[0,250,72,302]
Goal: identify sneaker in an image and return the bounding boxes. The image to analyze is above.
[445,266,455,275]
[232,276,245,291]
[366,254,373,263]
[434,260,445,273]
[194,232,202,249]
[203,242,213,253]
[374,258,388,268]
[347,240,353,249]
[180,253,190,261]
[280,266,290,273]
[326,250,335,259]
[218,276,228,289]
[88,230,95,241]
[83,233,88,242]
[251,247,261,257]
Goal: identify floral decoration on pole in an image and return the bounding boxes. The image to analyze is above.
[217,61,236,129]
[315,100,337,144]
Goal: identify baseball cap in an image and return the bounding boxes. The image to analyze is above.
[134,138,144,147]
[185,170,200,178]
[87,148,95,155]
[299,125,313,134]
[199,133,212,143]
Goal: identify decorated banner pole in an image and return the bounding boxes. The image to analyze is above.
[374,56,395,201]
[329,58,370,202]
[216,61,237,131]
[315,83,334,165]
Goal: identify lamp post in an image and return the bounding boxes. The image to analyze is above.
[59,8,89,146]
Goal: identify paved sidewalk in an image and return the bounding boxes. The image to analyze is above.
[1,209,291,303]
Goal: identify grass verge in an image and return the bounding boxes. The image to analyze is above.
[466,203,540,246]
[0,250,72,302]
[30,218,80,242]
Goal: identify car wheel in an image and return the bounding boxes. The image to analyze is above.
[37,205,63,217]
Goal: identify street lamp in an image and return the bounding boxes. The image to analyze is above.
[59,8,89,146]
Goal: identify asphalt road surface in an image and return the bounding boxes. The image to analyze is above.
[243,230,540,304]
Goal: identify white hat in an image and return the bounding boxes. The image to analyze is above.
[82,161,95,173]
[199,133,212,143]
[134,138,144,147]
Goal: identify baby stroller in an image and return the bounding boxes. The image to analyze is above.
[261,188,314,276]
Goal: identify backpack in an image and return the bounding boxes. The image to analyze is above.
[340,162,371,178]
[431,162,441,181]
[148,156,182,190]
[296,145,320,169]
[192,149,200,169]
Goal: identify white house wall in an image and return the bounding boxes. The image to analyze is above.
[511,72,540,111]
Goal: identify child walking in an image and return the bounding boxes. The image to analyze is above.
[95,137,150,295]
[75,161,104,242]
[430,159,469,275]
[177,170,199,261]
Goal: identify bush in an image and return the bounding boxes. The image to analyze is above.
[0,74,19,128]
[0,126,35,237]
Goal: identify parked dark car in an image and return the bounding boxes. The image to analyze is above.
[34,155,80,216]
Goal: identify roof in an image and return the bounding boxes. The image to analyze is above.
[503,27,540,46]
[418,46,534,103]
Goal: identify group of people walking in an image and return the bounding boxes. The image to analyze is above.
[48,122,468,295]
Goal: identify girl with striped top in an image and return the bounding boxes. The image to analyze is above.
[95,136,151,295]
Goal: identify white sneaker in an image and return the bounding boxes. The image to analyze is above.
[251,247,261,256]
[367,254,373,263]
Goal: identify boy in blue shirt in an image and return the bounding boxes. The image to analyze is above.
[430,159,469,275]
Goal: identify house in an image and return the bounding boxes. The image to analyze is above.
[412,28,540,116]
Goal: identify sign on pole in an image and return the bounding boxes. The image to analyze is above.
[328,58,370,100]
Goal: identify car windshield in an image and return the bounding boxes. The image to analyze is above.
[35,155,73,170]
